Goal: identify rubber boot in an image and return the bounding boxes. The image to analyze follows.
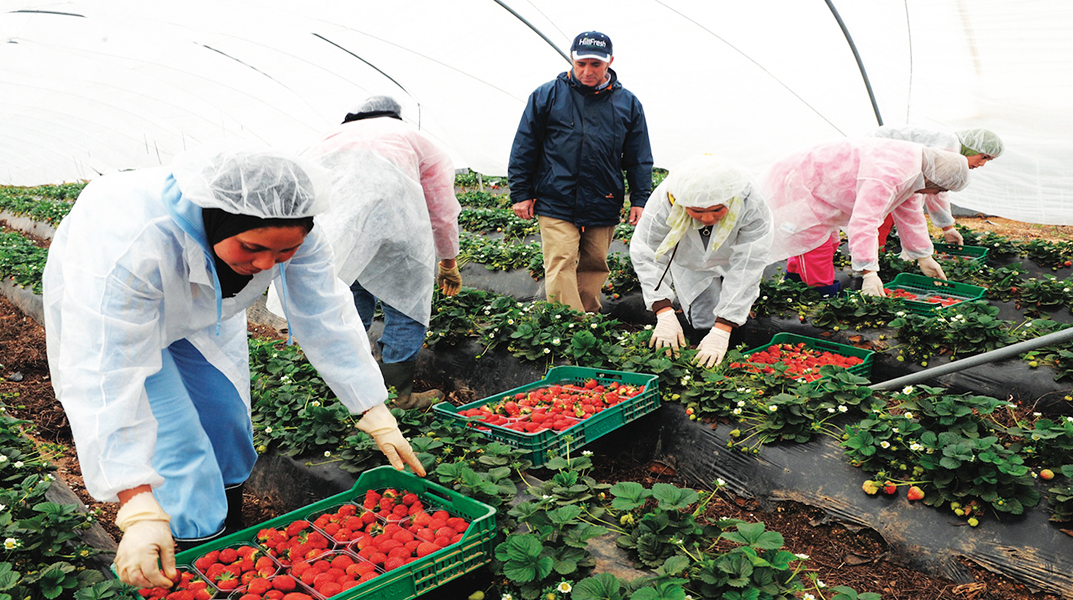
[379,360,443,410]
[224,483,245,532]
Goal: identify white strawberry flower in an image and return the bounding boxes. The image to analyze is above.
[904,412,914,419]
[795,553,809,559]
[732,408,742,415]
[838,405,848,413]
[557,581,572,593]
[4,538,18,550]
[582,451,593,456]
[827,408,835,414]
[902,386,914,394]
[880,441,890,449]
[13,461,22,469]
[769,405,778,412]
[543,348,551,354]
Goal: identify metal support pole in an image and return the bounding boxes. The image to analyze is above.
[870,327,1073,390]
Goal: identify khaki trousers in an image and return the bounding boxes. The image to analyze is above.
[538,216,615,313]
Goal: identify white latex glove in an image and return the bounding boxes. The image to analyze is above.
[942,227,964,246]
[861,272,886,297]
[357,403,426,477]
[917,256,948,280]
[694,327,731,369]
[114,492,177,589]
[648,309,685,356]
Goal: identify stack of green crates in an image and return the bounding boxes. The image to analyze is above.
[932,242,989,263]
[885,273,988,314]
[433,365,659,467]
[168,466,497,600]
[740,332,875,380]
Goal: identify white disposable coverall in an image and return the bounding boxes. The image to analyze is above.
[763,138,934,273]
[267,117,460,326]
[43,163,387,506]
[302,117,460,326]
[870,126,960,228]
[630,159,773,329]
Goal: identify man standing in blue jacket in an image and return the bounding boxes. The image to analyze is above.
[509,31,654,313]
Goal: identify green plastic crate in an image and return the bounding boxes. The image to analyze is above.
[740,333,874,380]
[172,466,497,600]
[933,242,989,263]
[885,273,988,314]
[432,365,659,467]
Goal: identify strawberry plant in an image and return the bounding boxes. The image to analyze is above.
[1044,465,1073,522]
[751,275,821,319]
[602,252,638,299]
[809,293,901,330]
[844,386,1040,522]
[458,232,543,274]
[426,287,490,347]
[0,231,49,293]
[0,189,77,226]
[457,190,511,209]
[458,208,539,238]
[1022,238,1073,270]
[1016,275,1073,314]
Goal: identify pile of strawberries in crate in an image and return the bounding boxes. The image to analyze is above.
[730,342,864,382]
[456,379,645,435]
[885,287,962,306]
[137,487,472,600]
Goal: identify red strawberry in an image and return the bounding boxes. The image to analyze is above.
[882,481,897,495]
[272,575,297,592]
[415,542,439,557]
[218,548,239,564]
[906,486,925,501]
[285,520,310,536]
[383,557,406,571]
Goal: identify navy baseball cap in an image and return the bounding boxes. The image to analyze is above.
[571,31,612,62]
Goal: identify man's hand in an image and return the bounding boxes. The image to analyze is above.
[357,404,426,476]
[627,206,644,226]
[513,199,536,220]
[114,492,177,588]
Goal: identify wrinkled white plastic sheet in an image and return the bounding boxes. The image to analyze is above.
[1,1,1070,222]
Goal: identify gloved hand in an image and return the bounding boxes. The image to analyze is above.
[648,309,685,356]
[357,403,426,477]
[114,492,177,589]
[917,256,948,280]
[861,272,886,297]
[694,327,731,368]
[942,227,964,246]
[437,260,462,296]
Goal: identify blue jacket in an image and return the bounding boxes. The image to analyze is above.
[508,69,653,227]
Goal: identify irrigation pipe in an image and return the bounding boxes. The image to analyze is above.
[870,326,1073,390]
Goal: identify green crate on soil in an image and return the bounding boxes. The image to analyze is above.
[741,332,874,381]
[933,242,989,263]
[885,272,988,314]
[432,365,659,467]
[172,465,496,600]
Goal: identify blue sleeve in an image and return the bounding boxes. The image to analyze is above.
[508,87,547,204]
[623,98,654,207]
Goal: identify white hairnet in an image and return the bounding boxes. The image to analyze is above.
[956,128,1004,158]
[355,95,402,117]
[921,148,970,192]
[663,154,755,208]
[654,154,759,259]
[171,149,332,218]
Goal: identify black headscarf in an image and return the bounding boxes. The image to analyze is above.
[202,207,315,298]
[342,110,402,124]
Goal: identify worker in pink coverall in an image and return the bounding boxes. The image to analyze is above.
[762,138,970,297]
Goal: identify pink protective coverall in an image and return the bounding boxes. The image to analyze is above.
[763,138,934,284]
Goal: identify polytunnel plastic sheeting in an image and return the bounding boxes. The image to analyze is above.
[1,1,1072,223]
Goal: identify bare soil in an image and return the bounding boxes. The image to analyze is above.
[1,215,1067,598]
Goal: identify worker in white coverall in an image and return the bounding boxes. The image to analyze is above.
[43,150,424,589]
[269,95,462,409]
[630,154,773,368]
[871,126,1004,247]
[762,138,970,297]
